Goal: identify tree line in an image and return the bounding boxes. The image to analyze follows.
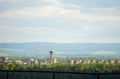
[0,62,120,73]
[0,62,120,79]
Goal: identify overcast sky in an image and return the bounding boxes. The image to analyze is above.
[0,0,120,43]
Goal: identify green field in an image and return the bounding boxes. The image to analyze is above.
[0,53,8,56]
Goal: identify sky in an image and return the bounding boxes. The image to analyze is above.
[0,0,120,43]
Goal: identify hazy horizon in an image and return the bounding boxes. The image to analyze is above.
[0,41,120,44]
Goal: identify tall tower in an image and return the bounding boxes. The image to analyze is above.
[49,50,53,64]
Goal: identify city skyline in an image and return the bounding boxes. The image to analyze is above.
[0,0,120,43]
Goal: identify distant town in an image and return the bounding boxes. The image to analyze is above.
[0,51,120,66]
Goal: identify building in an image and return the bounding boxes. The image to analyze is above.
[70,60,74,64]
[105,61,109,64]
[110,60,115,64]
[0,56,9,63]
[118,60,120,63]
[52,58,57,64]
[98,60,105,64]
[92,60,96,63]
[79,60,83,63]
[15,60,24,64]
[22,58,38,65]
[86,60,91,64]
[74,60,81,64]
[115,60,120,64]
[84,60,96,64]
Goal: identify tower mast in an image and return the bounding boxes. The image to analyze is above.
[49,50,53,64]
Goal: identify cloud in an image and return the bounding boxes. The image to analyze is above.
[91,7,120,13]
[0,0,119,22]
[0,0,93,22]
[0,5,96,22]
[9,0,23,3]
[0,6,56,17]
[0,0,120,43]
[0,25,56,35]
[0,0,80,18]
[88,7,120,21]
[0,0,24,3]
[41,0,60,4]
[0,0,120,23]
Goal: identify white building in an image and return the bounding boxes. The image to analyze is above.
[15,60,27,65]
[70,60,74,64]
[52,58,57,64]
[110,60,115,64]
[22,58,38,65]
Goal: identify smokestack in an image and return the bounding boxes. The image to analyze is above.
[49,50,53,64]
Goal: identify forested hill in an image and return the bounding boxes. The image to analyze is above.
[0,42,120,56]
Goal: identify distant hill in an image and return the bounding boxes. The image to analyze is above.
[0,42,120,57]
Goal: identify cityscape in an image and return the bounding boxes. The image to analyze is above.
[0,49,120,79]
[0,50,120,65]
